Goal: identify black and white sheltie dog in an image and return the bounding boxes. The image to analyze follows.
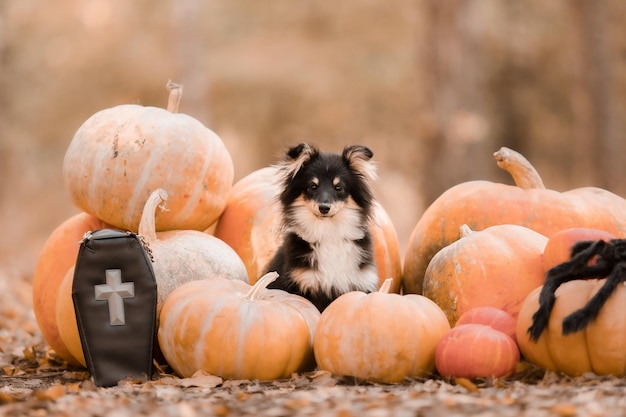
[265,143,379,312]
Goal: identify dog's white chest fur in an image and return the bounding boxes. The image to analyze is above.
[289,208,379,295]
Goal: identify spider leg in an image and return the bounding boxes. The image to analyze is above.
[562,262,626,334]
[570,240,598,256]
[527,269,592,341]
[527,240,608,342]
[546,241,608,280]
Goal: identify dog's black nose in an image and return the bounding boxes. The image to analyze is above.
[318,203,331,215]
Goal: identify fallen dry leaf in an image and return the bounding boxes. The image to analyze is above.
[454,377,480,392]
[178,371,223,388]
[34,384,66,401]
[550,402,578,417]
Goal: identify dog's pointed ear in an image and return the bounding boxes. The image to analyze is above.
[280,143,317,179]
[343,145,377,181]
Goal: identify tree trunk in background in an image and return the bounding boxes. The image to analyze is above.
[419,0,626,203]
[571,0,620,190]
[420,0,495,205]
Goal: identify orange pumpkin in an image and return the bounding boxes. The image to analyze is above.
[56,265,86,366]
[516,280,626,376]
[313,279,450,383]
[56,188,249,366]
[403,147,626,294]
[422,224,548,326]
[63,81,233,233]
[542,227,615,272]
[32,212,110,365]
[157,272,320,380]
[214,167,282,281]
[455,306,517,342]
[435,323,519,379]
[214,166,403,292]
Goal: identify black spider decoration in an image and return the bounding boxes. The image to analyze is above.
[527,238,626,342]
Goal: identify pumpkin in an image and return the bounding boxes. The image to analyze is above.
[157,272,320,380]
[542,227,615,272]
[213,167,282,281]
[403,147,626,294]
[214,166,403,292]
[32,212,110,365]
[435,323,520,379]
[455,306,517,342]
[55,265,86,366]
[63,81,234,232]
[422,224,548,326]
[56,188,249,366]
[313,279,450,383]
[516,280,626,376]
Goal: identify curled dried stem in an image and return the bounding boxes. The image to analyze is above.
[166,80,183,113]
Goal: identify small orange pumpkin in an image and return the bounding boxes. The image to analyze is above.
[214,166,402,291]
[56,265,86,366]
[455,306,517,342]
[32,212,110,365]
[422,224,548,326]
[435,323,519,379]
[542,227,615,272]
[404,147,626,294]
[313,279,450,383]
[63,81,233,232]
[158,272,320,380]
[516,280,626,376]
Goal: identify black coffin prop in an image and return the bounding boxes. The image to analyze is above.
[72,229,157,387]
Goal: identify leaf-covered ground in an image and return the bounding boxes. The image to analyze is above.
[1,266,625,417]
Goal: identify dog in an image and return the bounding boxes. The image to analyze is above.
[265,143,379,312]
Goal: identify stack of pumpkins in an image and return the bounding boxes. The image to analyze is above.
[33,82,626,383]
[32,82,411,382]
[403,147,626,379]
[33,82,251,368]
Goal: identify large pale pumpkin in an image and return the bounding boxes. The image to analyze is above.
[423,224,548,326]
[134,189,249,313]
[214,166,403,292]
[404,147,626,294]
[158,272,320,380]
[32,212,110,365]
[313,279,450,383]
[516,280,626,376]
[56,188,248,366]
[63,82,233,232]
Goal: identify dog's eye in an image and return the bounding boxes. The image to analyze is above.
[309,183,318,191]
[335,185,343,192]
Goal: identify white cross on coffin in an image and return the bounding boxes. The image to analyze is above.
[95,269,135,326]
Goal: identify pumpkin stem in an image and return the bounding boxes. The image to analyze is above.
[493,147,546,190]
[166,80,183,113]
[378,278,394,294]
[245,272,280,301]
[138,188,169,242]
[460,224,473,238]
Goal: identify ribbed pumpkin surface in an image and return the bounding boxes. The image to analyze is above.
[313,280,450,383]
[158,274,320,380]
[516,280,626,377]
[63,101,233,232]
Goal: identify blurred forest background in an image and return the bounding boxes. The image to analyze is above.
[1,1,625,276]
